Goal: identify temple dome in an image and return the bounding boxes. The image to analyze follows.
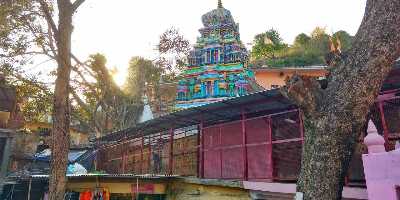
[201,1,235,27]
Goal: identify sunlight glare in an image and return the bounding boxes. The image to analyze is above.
[111,68,127,87]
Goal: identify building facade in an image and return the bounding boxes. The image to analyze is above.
[175,0,259,109]
[253,66,327,90]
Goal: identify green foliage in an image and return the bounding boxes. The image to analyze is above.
[265,54,324,68]
[0,0,50,66]
[125,57,162,100]
[310,26,328,39]
[17,81,52,122]
[332,30,353,52]
[250,27,354,68]
[251,29,288,60]
[0,0,56,123]
[294,33,311,47]
[1,65,53,122]
[72,53,144,136]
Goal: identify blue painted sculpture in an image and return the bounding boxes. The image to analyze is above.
[175,0,258,109]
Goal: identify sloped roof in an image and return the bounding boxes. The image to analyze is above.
[99,89,296,143]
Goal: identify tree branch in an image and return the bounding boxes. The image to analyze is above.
[280,75,323,117]
[72,0,86,12]
[7,70,52,96]
[71,65,98,95]
[71,54,97,78]
[0,51,48,58]
[70,87,90,113]
[38,0,58,36]
[46,20,58,57]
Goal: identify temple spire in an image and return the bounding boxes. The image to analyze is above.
[218,0,223,8]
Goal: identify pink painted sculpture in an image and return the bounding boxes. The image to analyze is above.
[363,120,386,153]
[362,120,400,200]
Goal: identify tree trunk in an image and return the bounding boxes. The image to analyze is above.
[48,1,73,199]
[282,0,400,199]
[297,115,363,199]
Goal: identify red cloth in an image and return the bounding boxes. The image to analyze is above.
[103,189,110,200]
[79,191,92,200]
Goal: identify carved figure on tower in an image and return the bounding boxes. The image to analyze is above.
[175,0,260,109]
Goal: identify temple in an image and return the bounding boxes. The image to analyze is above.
[175,0,259,109]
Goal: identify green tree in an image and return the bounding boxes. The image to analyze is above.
[0,0,86,198]
[256,28,347,68]
[309,27,331,56]
[1,65,53,122]
[332,30,354,52]
[125,57,161,100]
[251,29,288,60]
[293,33,311,47]
[70,54,145,138]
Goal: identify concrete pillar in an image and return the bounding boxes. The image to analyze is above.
[362,120,400,200]
[363,120,386,153]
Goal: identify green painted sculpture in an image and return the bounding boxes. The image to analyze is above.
[175,1,259,109]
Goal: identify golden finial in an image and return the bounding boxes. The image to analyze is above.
[218,0,223,8]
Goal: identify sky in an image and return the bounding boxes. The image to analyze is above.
[72,0,367,86]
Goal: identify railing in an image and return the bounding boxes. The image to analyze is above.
[97,93,399,185]
[345,95,400,185]
[200,110,302,181]
[98,126,198,176]
[374,95,400,149]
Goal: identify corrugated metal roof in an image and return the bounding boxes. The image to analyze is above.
[99,89,296,142]
[10,173,179,180]
[255,65,328,71]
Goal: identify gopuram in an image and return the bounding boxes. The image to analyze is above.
[175,0,259,109]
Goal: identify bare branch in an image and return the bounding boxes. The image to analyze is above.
[46,20,58,57]
[72,0,86,12]
[71,54,96,78]
[70,87,90,113]
[38,0,58,36]
[0,51,47,58]
[7,70,52,96]
[71,65,97,94]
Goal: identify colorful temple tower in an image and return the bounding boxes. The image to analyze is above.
[175,0,258,109]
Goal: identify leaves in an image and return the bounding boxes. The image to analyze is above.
[0,0,54,65]
[251,28,288,60]
[250,28,354,68]
[156,27,190,79]
[70,53,144,137]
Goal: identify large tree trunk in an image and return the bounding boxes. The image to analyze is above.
[48,1,73,199]
[283,0,400,199]
[296,116,363,199]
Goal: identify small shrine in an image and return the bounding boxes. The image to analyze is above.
[175,0,258,109]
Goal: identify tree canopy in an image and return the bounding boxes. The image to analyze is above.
[250,27,354,68]
[251,29,288,60]
[70,53,146,138]
[155,27,190,81]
